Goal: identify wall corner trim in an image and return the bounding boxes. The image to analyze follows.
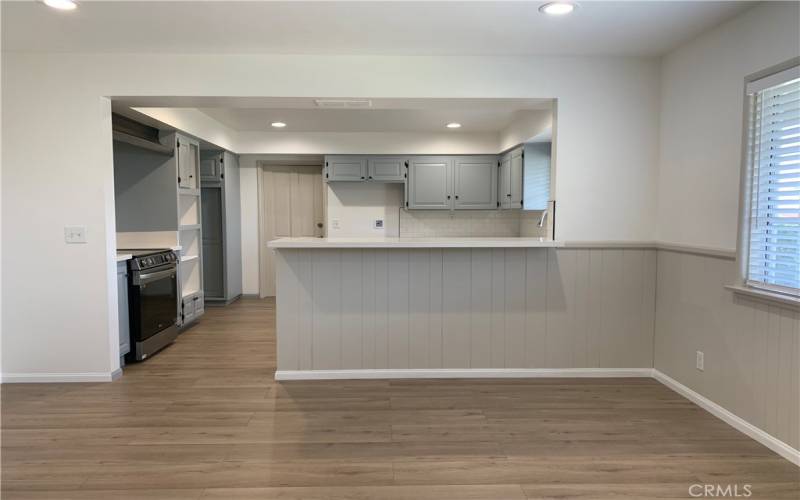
[653,370,800,467]
[0,371,120,383]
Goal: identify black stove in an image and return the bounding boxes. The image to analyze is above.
[118,248,179,361]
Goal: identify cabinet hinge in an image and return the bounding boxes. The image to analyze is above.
[404,173,407,178]
[497,161,501,167]
[405,201,409,207]
[325,173,329,179]
[404,161,409,168]
[176,140,180,147]
[177,176,181,184]
[219,157,224,163]
[325,161,329,167]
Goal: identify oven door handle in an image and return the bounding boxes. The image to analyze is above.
[134,268,176,285]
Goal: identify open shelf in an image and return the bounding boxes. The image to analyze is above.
[179,188,201,197]
[181,254,199,263]
[179,224,201,231]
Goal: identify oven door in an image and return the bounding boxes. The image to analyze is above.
[130,266,177,342]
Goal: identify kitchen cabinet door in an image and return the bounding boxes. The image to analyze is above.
[200,153,222,182]
[325,156,366,181]
[117,261,130,359]
[499,148,523,209]
[177,136,200,189]
[509,148,524,208]
[498,152,511,208]
[368,157,406,182]
[406,156,452,210]
[453,156,498,209]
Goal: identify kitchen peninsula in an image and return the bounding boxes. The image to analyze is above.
[269,237,656,380]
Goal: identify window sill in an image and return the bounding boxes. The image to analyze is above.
[725,285,800,309]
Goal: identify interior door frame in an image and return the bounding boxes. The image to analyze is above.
[257,157,326,298]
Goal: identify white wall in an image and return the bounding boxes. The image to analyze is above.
[238,158,260,296]
[1,52,659,379]
[657,2,800,250]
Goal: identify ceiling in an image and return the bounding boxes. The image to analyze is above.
[2,1,754,56]
[191,98,552,133]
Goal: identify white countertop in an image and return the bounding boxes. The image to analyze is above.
[268,237,562,249]
[116,253,133,262]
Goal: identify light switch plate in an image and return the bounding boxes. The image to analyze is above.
[64,225,87,244]
[374,219,384,229]
[696,350,704,371]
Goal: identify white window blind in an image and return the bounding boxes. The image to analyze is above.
[746,67,800,296]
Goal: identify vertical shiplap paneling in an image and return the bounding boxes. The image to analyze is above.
[274,249,297,371]
[408,250,431,368]
[428,249,444,368]
[572,250,591,367]
[340,250,363,369]
[752,300,770,433]
[640,250,657,367]
[296,249,313,370]
[470,249,493,368]
[587,249,604,369]
[619,250,645,367]
[490,249,506,367]
[777,307,795,450]
[442,249,472,368]
[311,249,341,369]
[373,250,389,368]
[361,250,376,369]
[599,250,625,368]
[765,305,782,438]
[545,249,575,368]
[504,248,527,368]
[524,248,547,367]
[387,250,410,369]
[789,309,800,449]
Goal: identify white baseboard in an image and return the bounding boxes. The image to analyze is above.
[274,367,654,381]
[653,369,800,467]
[1,371,119,383]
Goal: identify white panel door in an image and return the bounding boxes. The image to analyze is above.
[260,165,324,297]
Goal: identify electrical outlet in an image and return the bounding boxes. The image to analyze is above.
[696,351,704,371]
[374,219,384,229]
[64,225,87,244]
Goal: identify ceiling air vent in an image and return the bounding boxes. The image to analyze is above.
[314,99,372,109]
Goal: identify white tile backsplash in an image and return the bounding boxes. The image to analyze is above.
[400,210,546,238]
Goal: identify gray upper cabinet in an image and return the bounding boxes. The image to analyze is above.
[200,155,222,181]
[499,147,523,209]
[453,156,497,209]
[368,156,406,182]
[326,156,366,181]
[407,156,452,210]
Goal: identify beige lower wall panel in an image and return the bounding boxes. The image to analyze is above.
[276,248,657,372]
[654,250,800,450]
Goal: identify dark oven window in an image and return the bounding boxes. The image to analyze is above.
[131,272,177,341]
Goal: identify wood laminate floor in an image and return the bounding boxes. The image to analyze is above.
[2,298,798,499]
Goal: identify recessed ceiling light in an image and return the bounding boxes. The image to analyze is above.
[271,122,287,128]
[43,0,77,10]
[539,2,575,15]
[446,123,462,129]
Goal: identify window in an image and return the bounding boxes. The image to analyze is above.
[744,64,800,297]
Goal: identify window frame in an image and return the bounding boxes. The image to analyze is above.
[735,57,800,302]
